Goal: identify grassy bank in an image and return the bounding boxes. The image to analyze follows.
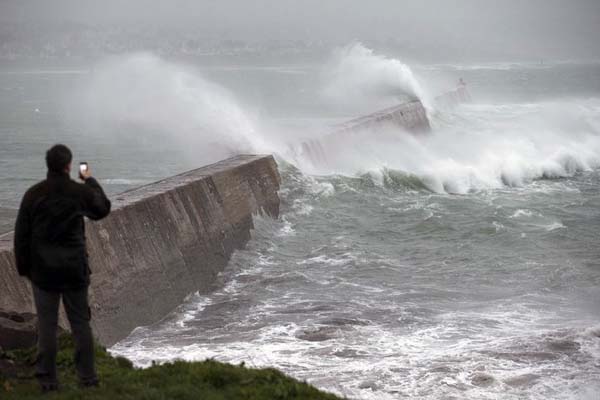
[0,335,343,399]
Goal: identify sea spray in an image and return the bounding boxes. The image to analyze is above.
[321,43,429,112]
[69,52,600,195]
[71,53,267,165]
[288,100,600,193]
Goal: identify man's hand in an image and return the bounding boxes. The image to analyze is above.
[79,166,92,181]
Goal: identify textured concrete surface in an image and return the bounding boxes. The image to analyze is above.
[0,309,37,350]
[0,155,280,346]
[298,99,430,169]
[334,99,431,135]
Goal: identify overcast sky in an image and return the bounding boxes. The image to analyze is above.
[2,0,599,61]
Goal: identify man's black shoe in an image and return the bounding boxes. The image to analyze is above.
[79,379,100,389]
[40,382,59,393]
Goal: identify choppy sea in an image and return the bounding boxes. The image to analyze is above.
[1,48,599,399]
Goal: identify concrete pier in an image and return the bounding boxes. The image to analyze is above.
[434,86,472,109]
[334,99,431,134]
[0,155,281,346]
[297,99,430,169]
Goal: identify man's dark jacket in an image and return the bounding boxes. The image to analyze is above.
[14,171,111,291]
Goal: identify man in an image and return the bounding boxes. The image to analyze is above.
[13,144,111,392]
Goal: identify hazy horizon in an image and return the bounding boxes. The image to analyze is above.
[1,0,599,63]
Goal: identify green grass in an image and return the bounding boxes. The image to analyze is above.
[0,335,343,399]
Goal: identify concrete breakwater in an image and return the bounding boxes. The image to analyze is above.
[333,99,431,135]
[0,155,281,346]
[296,88,472,169]
[298,99,430,169]
[434,85,471,109]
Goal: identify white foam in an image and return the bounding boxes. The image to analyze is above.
[111,295,600,400]
[277,216,296,237]
[308,180,335,197]
[289,99,600,194]
[510,209,534,219]
[492,221,505,232]
[297,253,356,267]
[543,221,566,231]
[292,199,314,216]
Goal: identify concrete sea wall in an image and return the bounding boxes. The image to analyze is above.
[434,86,471,109]
[334,99,431,135]
[298,99,430,169]
[0,155,280,346]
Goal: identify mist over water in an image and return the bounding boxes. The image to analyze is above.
[70,53,264,164]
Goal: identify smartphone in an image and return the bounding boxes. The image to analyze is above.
[79,162,88,175]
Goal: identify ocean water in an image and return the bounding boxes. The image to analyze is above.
[1,48,599,399]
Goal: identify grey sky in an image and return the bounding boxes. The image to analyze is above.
[2,0,599,61]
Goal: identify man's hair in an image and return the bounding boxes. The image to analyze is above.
[46,144,72,172]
